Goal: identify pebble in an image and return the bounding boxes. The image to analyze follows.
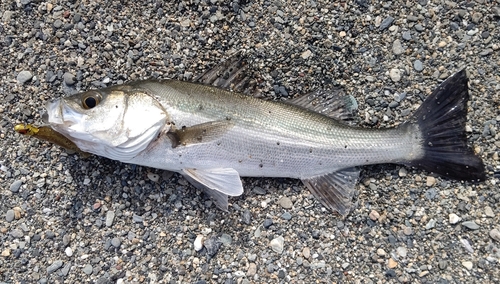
[147,172,159,182]
[281,212,292,220]
[379,16,394,31]
[247,263,257,276]
[219,233,232,246]
[106,211,115,227]
[111,237,121,248]
[425,219,436,229]
[413,60,423,72]
[194,235,204,251]
[392,39,404,55]
[389,68,401,82]
[388,258,398,268]
[65,247,73,257]
[47,260,63,274]
[449,213,461,224]
[9,180,22,192]
[489,229,500,242]
[369,210,380,221]
[398,168,407,177]
[270,236,284,254]
[462,261,473,270]
[17,71,33,84]
[426,176,436,186]
[5,209,15,222]
[484,206,494,217]
[303,247,311,259]
[301,50,312,59]
[63,72,76,85]
[402,31,412,40]
[83,264,93,275]
[278,196,293,209]
[397,247,407,258]
[377,248,386,256]
[462,221,479,230]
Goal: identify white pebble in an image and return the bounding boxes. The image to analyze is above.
[194,235,204,251]
[147,172,159,182]
[449,213,461,224]
[65,247,73,257]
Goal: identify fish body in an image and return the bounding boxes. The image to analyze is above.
[44,70,485,215]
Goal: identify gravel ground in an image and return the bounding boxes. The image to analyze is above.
[1,0,499,283]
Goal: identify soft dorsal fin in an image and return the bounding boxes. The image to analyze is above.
[167,120,233,148]
[288,89,358,121]
[182,168,244,197]
[301,167,360,216]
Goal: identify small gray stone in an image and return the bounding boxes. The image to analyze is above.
[241,209,251,225]
[53,19,63,28]
[425,219,436,229]
[10,229,24,238]
[219,233,232,246]
[252,186,266,195]
[379,16,394,31]
[389,68,401,82]
[397,247,407,258]
[479,49,493,56]
[61,262,71,276]
[17,71,33,84]
[5,209,15,222]
[63,72,76,85]
[10,180,22,192]
[111,237,121,248]
[47,260,64,274]
[278,196,293,209]
[83,264,93,275]
[132,214,143,223]
[414,24,423,32]
[414,60,423,72]
[484,206,494,217]
[462,221,479,230]
[105,211,115,227]
[489,229,500,242]
[392,39,404,55]
[281,212,292,220]
[270,236,284,254]
[402,31,411,41]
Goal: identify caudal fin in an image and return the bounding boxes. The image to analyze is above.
[405,69,486,180]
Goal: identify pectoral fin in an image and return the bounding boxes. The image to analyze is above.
[302,167,360,216]
[167,120,233,148]
[182,168,244,197]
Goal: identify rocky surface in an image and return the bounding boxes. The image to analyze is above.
[1,0,499,283]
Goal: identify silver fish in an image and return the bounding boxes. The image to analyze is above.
[44,69,485,215]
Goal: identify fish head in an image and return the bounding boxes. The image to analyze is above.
[45,84,169,161]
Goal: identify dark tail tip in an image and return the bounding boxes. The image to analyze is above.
[405,69,486,181]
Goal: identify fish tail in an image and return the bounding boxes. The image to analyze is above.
[404,69,485,180]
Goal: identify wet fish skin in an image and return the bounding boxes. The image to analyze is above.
[44,69,485,215]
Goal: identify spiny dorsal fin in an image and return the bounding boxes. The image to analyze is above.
[301,167,360,216]
[194,52,260,95]
[288,89,358,122]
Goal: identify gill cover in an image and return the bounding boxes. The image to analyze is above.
[46,85,169,161]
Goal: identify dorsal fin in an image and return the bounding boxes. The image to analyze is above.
[288,89,358,122]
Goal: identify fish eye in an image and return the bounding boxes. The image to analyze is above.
[82,91,101,109]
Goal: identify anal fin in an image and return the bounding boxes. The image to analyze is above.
[301,167,360,216]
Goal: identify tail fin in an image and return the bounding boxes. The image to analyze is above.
[404,69,486,180]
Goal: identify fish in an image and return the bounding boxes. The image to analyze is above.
[43,66,485,215]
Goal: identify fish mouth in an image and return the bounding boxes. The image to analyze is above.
[44,99,82,127]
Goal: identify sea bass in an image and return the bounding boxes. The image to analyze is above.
[44,69,485,215]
